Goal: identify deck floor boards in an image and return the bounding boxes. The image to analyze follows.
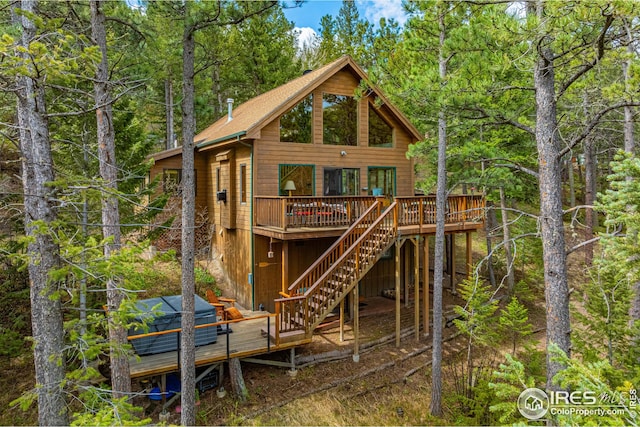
[129,314,311,378]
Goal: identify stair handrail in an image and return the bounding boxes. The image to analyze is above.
[275,202,398,333]
[285,200,382,297]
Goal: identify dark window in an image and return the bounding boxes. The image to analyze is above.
[323,94,357,146]
[163,169,182,193]
[279,164,314,196]
[216,167,221,192]
[240,164,247,203]
[164,168,197,195]
[280,95,312,143]
[369,105,393,147]
[324,168,360,196]
[368,167,395,196]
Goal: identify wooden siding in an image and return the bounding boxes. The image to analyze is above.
[215,227,252,308]
[148,153,209,209]
[253,70,415,198]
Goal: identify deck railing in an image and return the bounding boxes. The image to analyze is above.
[254,194,484,231]
[254,196,378,230]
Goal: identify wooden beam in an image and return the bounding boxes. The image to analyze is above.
[414,237,420,341]
[353,284,360,362]
[395,240,401,348]
[424,236,430,336]
[404,243,410,308]
[466,231,472,279]
[451,233,456,294]
[339,298,344,343]
[281,240,289,295]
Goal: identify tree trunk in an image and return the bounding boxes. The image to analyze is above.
[532,1,571,389]
[229,358,249,402]
[567,156,575,209]
[583,136,596,266]
[90,0,131,399]
[622,18,639,328]
[484,201,497,288]
[499,187,515,294]
[165,77,174,150]
[15,1,68,423]
[430,6,447,417]
[180,8,197,425]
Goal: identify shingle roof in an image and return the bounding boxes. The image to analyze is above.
[151,55,421,158]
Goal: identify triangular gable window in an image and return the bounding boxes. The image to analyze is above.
[280,95,312,144]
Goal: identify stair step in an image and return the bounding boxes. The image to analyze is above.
[261,325,307,344]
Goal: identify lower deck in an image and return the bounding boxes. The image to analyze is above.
[129,313,311,379]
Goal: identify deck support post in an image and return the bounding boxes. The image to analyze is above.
[288,347,297,376]
[339,298,345,342]
[161,373,167,407]
[281,241,289,295]
[450,233,457,294]
[404,244,410,308]
[466,231,472,279]
[395,240,401,348]
[414,237,420,341]
[353,284,360,362]
[424,236,430,337]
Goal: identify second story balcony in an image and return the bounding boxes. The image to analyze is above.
[253,195,485,239]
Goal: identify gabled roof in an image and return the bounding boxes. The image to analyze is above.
[195,55,422,149]
[151,55,422,159]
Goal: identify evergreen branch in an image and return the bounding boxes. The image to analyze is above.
[46,81,145,117]
[558,101,640,158]
[557,14,614,98]
[494,162,539,178]
[464,107,535,135]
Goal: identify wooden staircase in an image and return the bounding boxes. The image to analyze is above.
[270,200,399,343]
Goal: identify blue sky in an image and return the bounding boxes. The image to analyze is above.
[283,0,407,45]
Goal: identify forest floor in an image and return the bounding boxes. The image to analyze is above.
[140,287,549,426]
[1,228,590,425]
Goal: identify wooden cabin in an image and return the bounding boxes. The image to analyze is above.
[149,56,484,344]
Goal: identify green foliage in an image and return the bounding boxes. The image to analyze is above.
[453,276,499,348]
[489,353,539,424]
[499,296,533,355]
[550,344,639,426]
[195,266,216,286]
[71,394,150,426]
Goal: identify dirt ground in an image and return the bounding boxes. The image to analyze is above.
[141,286,547,426]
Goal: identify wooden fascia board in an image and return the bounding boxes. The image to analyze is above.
[147,146,183,162]
[196,132,247,153]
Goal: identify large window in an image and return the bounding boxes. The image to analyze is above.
[323,94,357,146]
[280,95,312,143]
[279,164,314,196]
[369,105,393,148]
[324,168,359,196]
[368,167,395,196]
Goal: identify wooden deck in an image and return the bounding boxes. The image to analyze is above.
[128,313,311,379]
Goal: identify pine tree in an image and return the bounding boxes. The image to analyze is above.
[498,296,533,356]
